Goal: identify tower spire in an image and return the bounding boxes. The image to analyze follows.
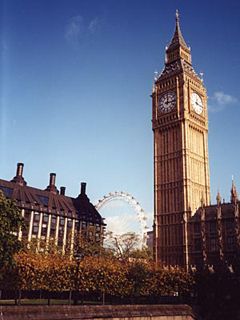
[167,9,189,52]
[175,9,180,32]
[165,10,191,65]
[176,9,179,21]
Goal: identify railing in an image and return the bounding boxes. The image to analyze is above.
[0,290,193,306]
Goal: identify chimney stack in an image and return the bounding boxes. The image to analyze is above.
[60,186,66,196]
[81,182,86,195]
[11,162,27,186]
[45,173,58,194]
[49,173,56,186]
[16,163,24,177]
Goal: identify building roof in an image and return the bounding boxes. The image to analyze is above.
[166,10,189,53]
[191,201,238,222]
[0,163,104,225]
[155,11,203,85]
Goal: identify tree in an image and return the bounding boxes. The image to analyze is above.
[5,251,194,304]
[0,190,24,270]
[104,231,148,260]
[15,251,75,292]
[73,233,105,258]
[129,247,153,261]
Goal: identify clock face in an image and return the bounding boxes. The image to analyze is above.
[191,92,203,115]
[158,91,176,113]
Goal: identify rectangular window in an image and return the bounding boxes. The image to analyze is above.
[67,219,73,228]
[43,214,49,223]
[50,215,56,236]
[41,223,48,236]
[51,215,56,225]
[34,213,40,222]
[194,238,202,251]
[226,237,235,251]
[60,217,65,226]
[209,238,217,252]
[209,222,216,234]
[24,210,31,221]
[58,226,64,237]
[32,223,39,234]
[226,220,234,231]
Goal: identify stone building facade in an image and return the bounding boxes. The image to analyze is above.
[0,163,105,255]
[152,11,239,270]
[152,11,210,267]
[189,184,240,270]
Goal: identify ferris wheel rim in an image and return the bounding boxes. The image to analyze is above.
[95,191,149,245]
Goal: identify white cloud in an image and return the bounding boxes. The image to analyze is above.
[105,214,140,235]
[88,18,100,34]
[65,15,84,45]
[213,91,237,105]
[65,16,100,46]
[209,91,238,112]
[106,215,130,235]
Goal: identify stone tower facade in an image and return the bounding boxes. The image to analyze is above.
[152,11,210,267]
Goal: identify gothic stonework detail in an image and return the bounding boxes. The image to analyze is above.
[152,12,210,267]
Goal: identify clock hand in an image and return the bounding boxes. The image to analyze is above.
[196,101,202,107]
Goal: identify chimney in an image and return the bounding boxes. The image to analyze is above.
[16,163,24,177]
[11,162,27,186]
[81,182,86,195]
[49,173,56,186]
[45,173,58,194]
[60,186,66,196]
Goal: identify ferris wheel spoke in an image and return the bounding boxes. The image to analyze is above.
[95,191,150,246]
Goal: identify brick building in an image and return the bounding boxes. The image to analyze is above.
[0,163,105,255]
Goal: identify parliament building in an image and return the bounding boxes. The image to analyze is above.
[152,11,240,270]
[0,163,105,255]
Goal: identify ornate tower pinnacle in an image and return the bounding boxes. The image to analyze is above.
[165,10,191,65]
[216,190,222,206]
[176,9,179,20]
[231,177,238,203]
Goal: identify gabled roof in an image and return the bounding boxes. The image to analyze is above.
[0,177,104,225]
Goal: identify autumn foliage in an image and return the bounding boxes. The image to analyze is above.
[1,251,194,300]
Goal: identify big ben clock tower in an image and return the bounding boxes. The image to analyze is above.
[152,11,210,267]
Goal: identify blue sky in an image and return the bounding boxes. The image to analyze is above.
[0,0,240,232]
